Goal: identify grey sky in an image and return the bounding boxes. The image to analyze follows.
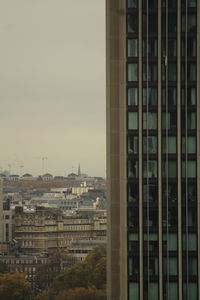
[0,0,105,177]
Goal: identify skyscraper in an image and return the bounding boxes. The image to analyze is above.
[107,0,199,299]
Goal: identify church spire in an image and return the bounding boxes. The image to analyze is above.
[78,163,81,176]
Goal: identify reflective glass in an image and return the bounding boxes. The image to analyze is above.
[162,39,176,57]
[143,63,157,81]
[182,15,196,33]
[128,14,138,33]
[143,184,157,203]
[143,39,157,57]
[182,136,196,154]
[128,63,138,81]
[143,160,157,178]
[181,87,196,105]
[129,257,139,275]
[162,112,177,130]
[181,112,196,130]
[128,183,138,202]
[182,161,196,178]
[143,136,157,153]
[162,136,176,154]
[169,283,178,300]
[163,233,177,251]
[128,88,138,106]
[183,233,197,251]
[182,38,196,57]
[149,283,158,300]
[128,39,138,57]
[162,87,176,106]
[128,112,138,129]
[143,87,157,105]
[129,283,139,300]
[128,159,138,178]
[162,161,177,178]
[143,112,157,129]
[128,136,138,154]
[128,0,137,8]
[183,283,197,300]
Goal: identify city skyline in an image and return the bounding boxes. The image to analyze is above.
[0,0,106,177]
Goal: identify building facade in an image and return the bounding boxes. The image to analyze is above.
[107,0,200,299]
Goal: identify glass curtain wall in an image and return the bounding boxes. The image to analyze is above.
[127,1,140,299]
[181,0,198,300]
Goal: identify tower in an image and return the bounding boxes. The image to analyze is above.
[78,163,81,177]
[107,0,200,299]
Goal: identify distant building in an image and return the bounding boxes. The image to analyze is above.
[13,206,106,254]
[8,175,20,182]
[41,173,53,181]
[21,173,34,181]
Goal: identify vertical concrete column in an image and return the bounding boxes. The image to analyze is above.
[0,180,3,242]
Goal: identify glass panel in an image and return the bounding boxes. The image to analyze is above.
[128,63,138,81]
[182,136,196,154]
[128,136,138,154]
[163,183,177,205]
[143,113,157,129]
[143,160,157,178]
[129,283,139,300]
[169,283,178,300]
[128,39,138,57]
[128,88,138,106]
[182,15,196,33]
[128,14,138,33]
[162,112,176,130]
[168,234,177,251]
[129,257,139,276]
[182,38,196,57]
[143,13,157,35]
[143,63,157,81]
[149,283,158,300]
[169,258,178,275]
[162,136,176,154]
[143,136,157,153]
[181,87,196,105]
[128,159,138,178]
[181,112,196,130]
[182,161,196,178]
[128,0,137,8]
[143,39,157,57]
[162,87,176,106]
[189,258,197,275]
[128,112,138,129]
[183,283,197,300]
[143,184,157,203]
[183,233,197,251]
[128,183,138,203]
[143,88,157,105]
[162,39,176,57]
[162,161,177,178]
[188,0,196,7]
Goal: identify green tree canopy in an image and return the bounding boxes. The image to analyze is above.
[0,272,32,300]
[56,286,106,300]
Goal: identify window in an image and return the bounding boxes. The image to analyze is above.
[143,184,157,203]
[162,39,176,57]
[128,63,138,81]
[168,283,178,300]
[129,257,139,276]
[182,63,196,81]
[182,38,196,57]
[128,159,138,178]
[128,183,138,202]
[129,283,139,300]
[163,233,177,251]
[182,112,196,130]
[143,63,157,81]
[143,136,157,153]
[128,136,138,153]
[149,283,158,300]
[182,160,196,178]
[128,87,138,106]
[128,208,139,228]
[163,183,177,205]
[128,112,138,130]
[143,39,157,57]
[128,233,139,251]
[128,39,138,57]
[128,0,137,8]
[143,160,157,178]
[182,136,196,154]
[162,64,177,81]
[143,112,157,129]
[143,13,158,35]
[164,258,177,275]
[162,136,176,154]
[182,14,196,33]
[162,112,176,130]
[183,233,197,250]
[181,87,196,105]
[162,161,177,178]
[143,88,157,105]
[183,283,197,300]
[128,14,138,33]
[162,87,176,106]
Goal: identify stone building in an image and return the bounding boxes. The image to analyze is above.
[13,206,106,254]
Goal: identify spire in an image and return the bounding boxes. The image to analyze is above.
[78,163,81,176]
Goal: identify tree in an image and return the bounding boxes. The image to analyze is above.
[51,245,106,293]
[34,290,50,300]
[56,286,106,300]
[0,272,32,300]
[0,262,9,274]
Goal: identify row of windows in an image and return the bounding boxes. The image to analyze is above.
[128,159,197,178]
[128,111,196,130]
[128,136,196,154]
[128,63,196,82]
[128,38,197,58]
[128,87,196,106]
[127,0,196,9]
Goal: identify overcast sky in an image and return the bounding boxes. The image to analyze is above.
[0,0,105,177]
